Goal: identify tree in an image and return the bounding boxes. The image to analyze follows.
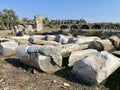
[2,9,20,29]
[79,19,87,23]
[21,17,29,24]
[0,11,3,29]
[115,23,120,29]
[43,17,49,25]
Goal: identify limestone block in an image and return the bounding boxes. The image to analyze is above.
[32,39,59,46]
[68,49,97,66]
[72,51,120,85]
[45,35,56,41]
[109,36,120,48]
[67,37,77,44]
[9,35,30,45]
[0,41,18,56]
[33,35,45,40]
[57,44,88,56]
[75,36,101,44]
[88,39,114,51]
[25,25,34,34]
[55,34,70,44]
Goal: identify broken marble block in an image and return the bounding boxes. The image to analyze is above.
[16,45,62,73]
[72,51,120,85]
[0,40,18,56]
[68,49,97,66]
[88,39,114,51]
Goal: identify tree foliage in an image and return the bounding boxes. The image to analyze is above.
[0,9,20,30]
[21,17,29,24]
[79,19,87,23]
[43,17,50,25]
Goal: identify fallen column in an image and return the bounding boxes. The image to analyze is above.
[88,39,114,51]
[75,36,101,44]
[32,39,59,46]
[16,45,62,73]
[57,43,88,56]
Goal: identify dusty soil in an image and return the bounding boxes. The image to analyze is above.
[0,30,119,90]
[0,30,12,38]
[0,55,106,90]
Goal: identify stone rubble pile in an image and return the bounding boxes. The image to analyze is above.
[0,33,120,85]
[12,14,43,36]
[12,24,34,36]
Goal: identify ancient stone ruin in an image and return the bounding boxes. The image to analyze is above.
[12,14,43,36]
[34,14,43,33]
[0,27,120,85]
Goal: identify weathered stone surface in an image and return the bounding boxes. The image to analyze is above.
[0,41,18,56]
[55,34,70,44]
[16,45,62,73]
[34,14,43,33]
[12,26,18,35]
[57,44,88,56]
[25,25,34,34]
[13,26,19,35]
[67,37,77,44]
[17,25,24,31]
[10,35,30,40]
[33,35,45,40]
[88,39,114,51]
[32,39,59,46]
[17,39,28,45]
[88,41,103,51]
[45,35,56,41]
[109,36,120,48]
[98,39,114,51]
[16,45,30,65]
[28,35,58,46]
[35,45,62,66]
[12,25,24,35]
[72,51,120,85]
[112,51,120,57]
[9,35,30,45]
[75,36,101,44]
[68,49,97,66]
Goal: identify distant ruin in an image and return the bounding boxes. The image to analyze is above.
[34,14,43,33]
[50,20,120,30]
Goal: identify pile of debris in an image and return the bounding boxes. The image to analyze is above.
[12,14,43,36]
[0,33,120,85]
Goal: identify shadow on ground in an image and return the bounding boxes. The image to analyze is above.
[4,57,120,90]
[101,67,120,90]
[5,58,30,71]
[55,67,87,86]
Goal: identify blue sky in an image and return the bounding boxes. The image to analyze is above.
[0,0,120,23]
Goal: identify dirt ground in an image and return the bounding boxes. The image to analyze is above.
[0,30,118,90]
[0,55,107,90]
